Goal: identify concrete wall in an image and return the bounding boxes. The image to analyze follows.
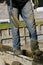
[0,24,43,47]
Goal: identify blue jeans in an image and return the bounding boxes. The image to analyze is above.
[7,1,37,51]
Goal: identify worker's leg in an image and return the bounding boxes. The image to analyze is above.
[21,1,38,50]
[21,0,43,61]
[7,5,20,51]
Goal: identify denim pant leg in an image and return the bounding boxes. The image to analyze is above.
[7,6,20,51]
[21,1,37,40]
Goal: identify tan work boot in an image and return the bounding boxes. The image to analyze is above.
[14,49,22,56]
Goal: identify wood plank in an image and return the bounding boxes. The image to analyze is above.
[0,51,33,65]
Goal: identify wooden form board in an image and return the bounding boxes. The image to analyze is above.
[0,51,33,65]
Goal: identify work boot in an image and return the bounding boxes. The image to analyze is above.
[14,49,22,56]
[30,39,43,62]
[33,49,43,62]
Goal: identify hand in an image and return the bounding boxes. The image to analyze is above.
[32,0,39,9]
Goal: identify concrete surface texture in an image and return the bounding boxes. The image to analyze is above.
[0,57,5,65]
